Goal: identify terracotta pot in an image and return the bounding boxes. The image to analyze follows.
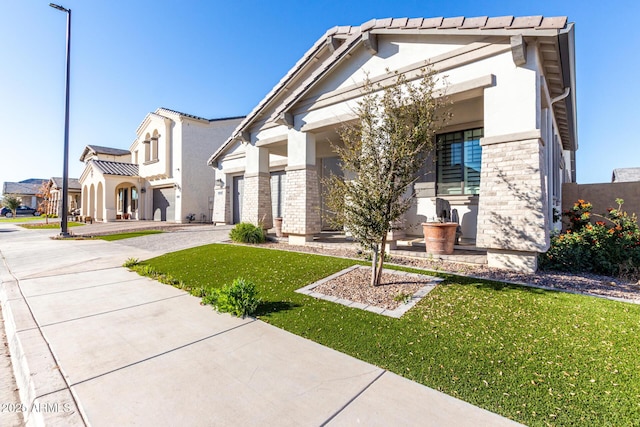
[421,222,457,255]
[274,217,284,238]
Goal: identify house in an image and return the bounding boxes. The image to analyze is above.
[612,167,640,183]
[79,108,243,223]
[45,177,81,217]
[2,178,48,209]
[208,16,578,273]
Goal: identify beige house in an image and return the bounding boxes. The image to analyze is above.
[79,108,242,223]
[208,16,578,273]
[2,179,48,209]
[45,177,81,216]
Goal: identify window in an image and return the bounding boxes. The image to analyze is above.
[151,137,158,161]
[151,130,160,161]
[144,137,150,162]
[117,188,125,212]
[437,128,483,195]
[131,188,138,213]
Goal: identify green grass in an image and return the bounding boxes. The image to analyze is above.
[19,221,84,229]
[96,230,164,241]
[1,216,51,223]
[137,244,640,426]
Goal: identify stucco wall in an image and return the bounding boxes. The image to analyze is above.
[562,182,640,223]
[180,118,241,222]
[137,114,171,179]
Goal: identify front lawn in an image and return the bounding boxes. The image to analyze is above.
[1,216,53,223]
[20,221,84,229]
[96,230,164,241]
[139,244,640,426]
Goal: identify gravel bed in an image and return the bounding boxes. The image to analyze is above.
[312,266,432,310]
[263,241,640,304]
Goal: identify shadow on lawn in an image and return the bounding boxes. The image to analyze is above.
[255,300,301,317]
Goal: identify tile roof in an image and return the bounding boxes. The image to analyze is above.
[91,160,139,177]
[612,168,640,183]
[86,145,131,156]
[157,107,244,123]
[2,180,46,195]
[209,15,572,165]
[20,178,48,185]
[156,107,210,122]
[51,177,81,190]
[80,145,131,162]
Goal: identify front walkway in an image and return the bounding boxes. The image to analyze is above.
[295,231,488,266]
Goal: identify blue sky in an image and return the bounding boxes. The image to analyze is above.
[0,0,636,191]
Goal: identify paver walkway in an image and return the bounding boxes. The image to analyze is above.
[0,221,523,426]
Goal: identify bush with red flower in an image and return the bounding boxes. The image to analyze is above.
[540,199,640,278]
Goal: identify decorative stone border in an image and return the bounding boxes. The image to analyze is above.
[295,265,444,318]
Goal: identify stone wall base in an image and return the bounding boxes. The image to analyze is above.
[288,234,315,245]
[486,249,538,273]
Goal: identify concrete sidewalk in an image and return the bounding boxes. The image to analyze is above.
[0,223,523,426]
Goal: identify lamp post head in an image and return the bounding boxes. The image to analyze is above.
[49,3,69,12]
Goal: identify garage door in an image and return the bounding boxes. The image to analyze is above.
[153,187,175,221]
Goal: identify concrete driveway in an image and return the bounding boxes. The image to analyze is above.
[0,222,523,426]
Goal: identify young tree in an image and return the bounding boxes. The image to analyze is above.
[324,68,449,286]
[2,194,22,218]
[37,180,52,224]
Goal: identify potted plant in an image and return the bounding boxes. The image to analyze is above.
[422,221,458,255]
[421,198,458,255]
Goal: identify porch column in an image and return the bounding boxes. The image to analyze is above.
[283,129,321,244]
[476,53,549,273]
[242,144,273,229]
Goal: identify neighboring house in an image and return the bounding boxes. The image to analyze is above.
[45,177,81,216]
[79,107,243,223]
[612,167,640,183]
[2,178,48,209]
[208,16,578,273]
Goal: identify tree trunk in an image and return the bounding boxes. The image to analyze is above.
[374,233,388,287]
[370,243,379,287]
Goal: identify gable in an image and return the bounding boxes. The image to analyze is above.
[302,34,476,104]
[209,15,575,164]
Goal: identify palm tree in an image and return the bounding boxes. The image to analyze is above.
[2,194,22,218]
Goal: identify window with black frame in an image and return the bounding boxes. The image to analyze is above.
[437,128,483,195]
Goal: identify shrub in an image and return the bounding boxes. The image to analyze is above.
[540,199,640,278]
[202,277,261,318]
[123,257,140,268]
[229,222,266,244]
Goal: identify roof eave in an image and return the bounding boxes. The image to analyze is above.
[368,27,562,37]
[558,22,577,152]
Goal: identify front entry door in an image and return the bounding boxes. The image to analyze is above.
[232,176,244,224]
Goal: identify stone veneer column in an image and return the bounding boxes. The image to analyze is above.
[283,129,321,244]
[476,132,549,273]
[242,144,273,229]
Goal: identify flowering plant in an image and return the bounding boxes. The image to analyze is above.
[541,199,640,278]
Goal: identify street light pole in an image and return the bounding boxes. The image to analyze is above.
[50,3,71,237]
